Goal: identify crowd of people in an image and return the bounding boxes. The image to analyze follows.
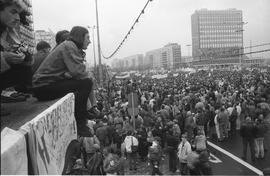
[1,0,270,175]
[63,68,269,175]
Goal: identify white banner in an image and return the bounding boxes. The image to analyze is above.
[20,93,77,175]
[152,74,168,79]
[115,73,130,79]
[1,127,28,175]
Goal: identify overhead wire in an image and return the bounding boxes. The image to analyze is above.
[209,42,270,55]
[146,47,270,66]
[101,0,153,59]
[189,42,270,59]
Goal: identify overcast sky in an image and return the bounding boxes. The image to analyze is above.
[32,0,270,66]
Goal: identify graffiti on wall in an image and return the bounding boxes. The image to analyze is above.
[27,93,77,175]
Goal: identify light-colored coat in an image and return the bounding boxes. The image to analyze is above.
[177,141,192,163]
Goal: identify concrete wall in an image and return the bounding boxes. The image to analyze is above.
[1,93,77,175]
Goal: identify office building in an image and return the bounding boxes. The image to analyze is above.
[181,56,193,67]
[112,54,144,71]
[145,43,181,70]
[191,9,244,68]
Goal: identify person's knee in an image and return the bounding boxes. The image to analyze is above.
[80,78,93,90]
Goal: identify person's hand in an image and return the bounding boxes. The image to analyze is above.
[3,51,25,64]
[64,72,72,79]
[17,46,28,53]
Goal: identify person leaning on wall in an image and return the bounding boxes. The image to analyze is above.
[32,26,94,137]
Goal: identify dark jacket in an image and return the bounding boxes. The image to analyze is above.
[86,151,105,175]
[149,144,162,162]
[255,120,268,138]
[196,112,206,126]
[166,133,179,150]
[32,51,50,74]
[96,125,109,145]
[240,120,256,139]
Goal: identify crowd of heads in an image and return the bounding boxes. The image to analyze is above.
[69,67,269,174]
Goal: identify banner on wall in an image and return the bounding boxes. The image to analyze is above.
[1,127,28,175]
[20,93,77,175]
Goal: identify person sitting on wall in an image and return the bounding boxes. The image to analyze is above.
[54,29,97,109]
[32,40,51,74]
[52,30,70,50]
[0,0,33,112]
[32,26,94,137]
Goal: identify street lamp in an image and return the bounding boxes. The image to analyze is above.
[95,0,103,86]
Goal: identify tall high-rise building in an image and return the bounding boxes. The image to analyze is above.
[34,30,56,50]
[191,9,244,67]
[145,43,181,70]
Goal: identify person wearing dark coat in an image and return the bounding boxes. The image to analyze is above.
[166,128,180,173]
[229,105,238,136]
[240,116,256,162]
[137,125,149,161]
[197,150,212,175]
[152,118,165,148]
